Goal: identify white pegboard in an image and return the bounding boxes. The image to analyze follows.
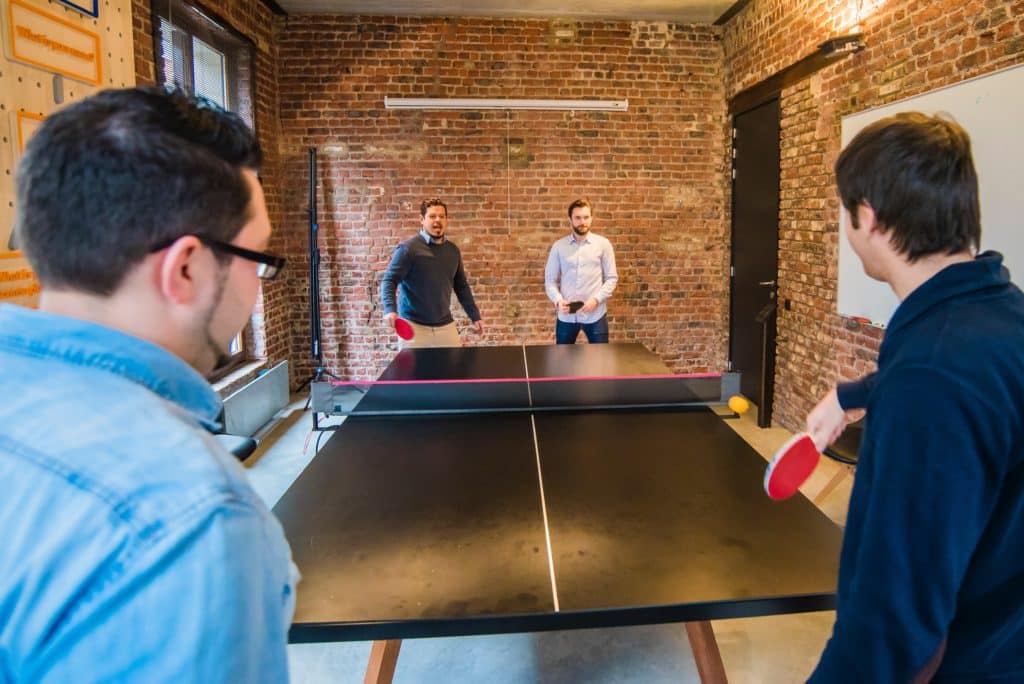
[1,0,136,306]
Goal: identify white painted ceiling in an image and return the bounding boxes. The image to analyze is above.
[273,0,740,24]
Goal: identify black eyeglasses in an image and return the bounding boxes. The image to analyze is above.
[151,235,285,280]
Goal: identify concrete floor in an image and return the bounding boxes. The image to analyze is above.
[244,398,854,683]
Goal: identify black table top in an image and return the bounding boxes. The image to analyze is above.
[274,344,842,642]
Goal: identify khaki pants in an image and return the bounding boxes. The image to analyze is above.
[401,321,462,348]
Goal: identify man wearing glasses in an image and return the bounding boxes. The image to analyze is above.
[381,198,484,347]
[0,88,295,682]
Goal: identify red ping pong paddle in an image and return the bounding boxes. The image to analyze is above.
[764,433,820,500]
[394,317,415,341]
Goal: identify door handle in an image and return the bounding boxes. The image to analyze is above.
[758,280,776,287]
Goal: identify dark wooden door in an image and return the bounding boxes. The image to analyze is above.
[729,98,780,420]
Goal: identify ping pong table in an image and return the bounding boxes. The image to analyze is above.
[274,343,842,683]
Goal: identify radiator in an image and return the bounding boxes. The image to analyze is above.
[222,360,289,437]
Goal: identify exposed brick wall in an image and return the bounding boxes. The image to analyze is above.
[132,1,156,85]
[723,0,1024,430]
[128,0,1022,404]
[277,17,729,381]
[130,0,292,376]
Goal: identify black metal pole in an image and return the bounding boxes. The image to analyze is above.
[308,147,322,365]
[298,147,338,418]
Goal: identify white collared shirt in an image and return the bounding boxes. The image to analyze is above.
[544,232,618,324]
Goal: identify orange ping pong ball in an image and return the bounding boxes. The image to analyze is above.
[728,395,750,415]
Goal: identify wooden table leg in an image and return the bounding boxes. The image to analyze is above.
[813,466,851,507]
[364,639,402,684]
[685,621,728,684]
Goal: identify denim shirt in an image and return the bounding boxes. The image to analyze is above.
[0,304,297,683]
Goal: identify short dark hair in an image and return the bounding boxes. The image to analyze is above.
[420,198,447,217]
[835,112,980,261]
[14,86,262,295]
[567,198,592,219]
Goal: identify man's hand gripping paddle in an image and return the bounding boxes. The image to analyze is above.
[394,318,415,341]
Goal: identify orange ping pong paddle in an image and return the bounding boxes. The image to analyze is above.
[394,317,415,341]
[764,433,820,500]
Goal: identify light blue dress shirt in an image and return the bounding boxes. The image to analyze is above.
[545,232,619,324]
[0,304,297,683]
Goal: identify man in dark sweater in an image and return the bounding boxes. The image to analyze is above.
[806,113,1024,681]
[380,198,484,347]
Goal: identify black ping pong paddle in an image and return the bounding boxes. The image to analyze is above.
[568,301,584,313]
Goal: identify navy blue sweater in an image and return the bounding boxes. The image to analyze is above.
[380,234,481,326]
[812,252,1024,682]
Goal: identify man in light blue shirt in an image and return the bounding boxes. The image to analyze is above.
[0,88,296,682]
[545,199,619,343]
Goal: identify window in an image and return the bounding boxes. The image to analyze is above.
[152,0,255,125]
[152,0,258,381]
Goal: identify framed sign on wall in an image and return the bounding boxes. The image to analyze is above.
[6,0,103,86]
[58,0,100,18]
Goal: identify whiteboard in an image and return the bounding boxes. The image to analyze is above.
[837,62,1024,327]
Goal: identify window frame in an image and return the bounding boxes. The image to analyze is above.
[151,0,261,381]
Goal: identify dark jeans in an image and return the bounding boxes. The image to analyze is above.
[556,315,609,344]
